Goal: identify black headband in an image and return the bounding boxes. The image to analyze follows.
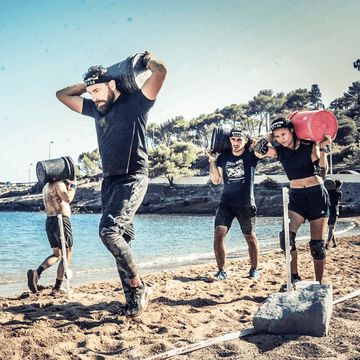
[230,129,246,138]
[271,119,292,132]
[84,73,113,87]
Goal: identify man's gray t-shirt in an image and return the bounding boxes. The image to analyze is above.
[82,90,154,177]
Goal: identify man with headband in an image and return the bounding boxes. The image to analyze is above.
[56,51,167,317]
[208,127,267,281]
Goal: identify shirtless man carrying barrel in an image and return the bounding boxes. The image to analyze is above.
[27,178,77,295]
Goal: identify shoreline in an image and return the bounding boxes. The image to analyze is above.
[2,217,359,298]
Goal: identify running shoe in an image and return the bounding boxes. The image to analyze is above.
[291,274,302,285]
[248,268,260,279]
[27,269,39,293]
[213,270,228,280]
[126,282,152,317]
[50,288,63,297]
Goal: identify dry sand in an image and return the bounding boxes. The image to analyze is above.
[1,222,360,360]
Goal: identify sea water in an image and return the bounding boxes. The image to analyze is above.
[0,212,358,296]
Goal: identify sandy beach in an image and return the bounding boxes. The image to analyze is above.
[1,219,360,360]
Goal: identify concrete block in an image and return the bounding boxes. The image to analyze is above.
[253,284,333,337]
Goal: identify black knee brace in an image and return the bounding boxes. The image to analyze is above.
[279,230,297,251]
[309,240,326,260]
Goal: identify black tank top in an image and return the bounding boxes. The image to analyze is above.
[274,141,316,181]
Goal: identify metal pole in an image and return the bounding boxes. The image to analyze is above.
[57,214,71,297]
[29,163,33,186]
[49,141,54,159]
[330,143,333,175]
[282,188,292,293]
[152,127,156,149]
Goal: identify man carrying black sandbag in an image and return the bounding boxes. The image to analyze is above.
[56,51,167,317]
[27,178,77,296]
[208,127,267,282]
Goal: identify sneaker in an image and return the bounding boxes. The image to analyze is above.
[126,282,152,318]
[249,268,260,279]
[291,274,302,285]
[333,243,337,248]
[27,269,39,293]
[213,270,228,280]
[50,288,62,297]
[325,243,329,250]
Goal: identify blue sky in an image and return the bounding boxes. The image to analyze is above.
[1,0,359,183]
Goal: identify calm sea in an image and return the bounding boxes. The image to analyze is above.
[0,212,358,296]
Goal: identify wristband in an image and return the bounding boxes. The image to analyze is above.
[143,57,151,70]
[320,148,326,152]
[71,184,77,190]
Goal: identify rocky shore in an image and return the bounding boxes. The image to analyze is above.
[1,178,360,217]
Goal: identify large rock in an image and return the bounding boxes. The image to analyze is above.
[253,284,333,337]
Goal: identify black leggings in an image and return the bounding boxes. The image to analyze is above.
[99,174,148,298]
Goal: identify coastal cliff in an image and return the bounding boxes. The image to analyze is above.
[1,180,359,216]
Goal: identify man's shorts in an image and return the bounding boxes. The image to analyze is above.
[215,203,257,235]
[328,214,338,226]
[289,184,329,221]
[45,215,73,249]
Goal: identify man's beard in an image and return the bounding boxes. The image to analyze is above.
[95,90,115,115]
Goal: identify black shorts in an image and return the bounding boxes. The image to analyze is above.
[45,215,73,249]
[289,184,329,221]
[215,203,257,235]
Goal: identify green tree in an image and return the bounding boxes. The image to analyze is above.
[335,116,358,146]
[148,141,198,186]
[343,81,360,126]
[156,116,190,146]
[344,81,360,106]
[146,122,160,149]
[309,84,324,110]
[218,104,247,128]
[189,112,224,148]
[285,88,311,111]
[329,96,353,111]
[344,141,360,167]
[75,165,81,177]
[247,90,286,134]
[78,149,101,175]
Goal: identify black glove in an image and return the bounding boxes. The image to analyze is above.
[254,138,269,155]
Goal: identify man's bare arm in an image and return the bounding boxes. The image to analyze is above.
[56,83,86,114]
[141,51,168,101]
[208,152,223,185]
[55,181,76,204]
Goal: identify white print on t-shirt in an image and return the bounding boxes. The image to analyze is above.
[226,159,244,181]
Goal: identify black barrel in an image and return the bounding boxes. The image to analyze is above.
[36,156,75,184]
[211,126,232,154]
[210,126,251,154]
[323,176,336,191]
[106,52,151,94]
